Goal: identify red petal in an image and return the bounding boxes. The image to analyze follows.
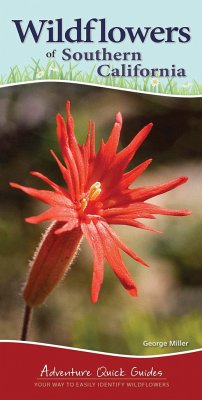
[101,202,191,218]
[120,159,152,189]
[124,176,189,203]
[88,123,153,192]
[25,208,61,224]
[103,112,122,156]
[66,101,86,191]
[81,221,104,303]
[56,113,69,165]
[50,150,75,200]
[100,221,149,267]
[86,114,122,187]
[96,221,137,298]
[106,217,161,234]
[30,171,68,196]
[65,147,81,199]
[90,121,96,159]
[25,205,78,224]
[10,182,71,207]
[102,159,152,204]
[85,120,91,156]
[57,113,83,198]
[80,144,89,183]
[54,219,79,234]
[115,123,153,169]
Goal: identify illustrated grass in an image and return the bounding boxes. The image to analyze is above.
[1,59,202,95]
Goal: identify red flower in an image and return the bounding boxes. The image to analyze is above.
[10,101,191,305]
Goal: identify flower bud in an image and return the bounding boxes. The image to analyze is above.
[23,222,82,306]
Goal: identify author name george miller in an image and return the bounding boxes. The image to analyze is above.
[143,340,189,348]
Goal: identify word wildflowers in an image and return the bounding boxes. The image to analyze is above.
[10,101,191,306]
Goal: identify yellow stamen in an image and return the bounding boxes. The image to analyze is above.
[81,198,87,211]
[80,182,102,212]
[88,182,101,200]
[89,188,101,200]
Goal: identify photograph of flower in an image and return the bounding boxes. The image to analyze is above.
[0,82,201,353]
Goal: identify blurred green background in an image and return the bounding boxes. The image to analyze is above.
[0,82,202,354]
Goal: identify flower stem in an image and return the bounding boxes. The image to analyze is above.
[20,304,32,341]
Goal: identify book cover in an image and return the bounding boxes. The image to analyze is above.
[0,1,201,399]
